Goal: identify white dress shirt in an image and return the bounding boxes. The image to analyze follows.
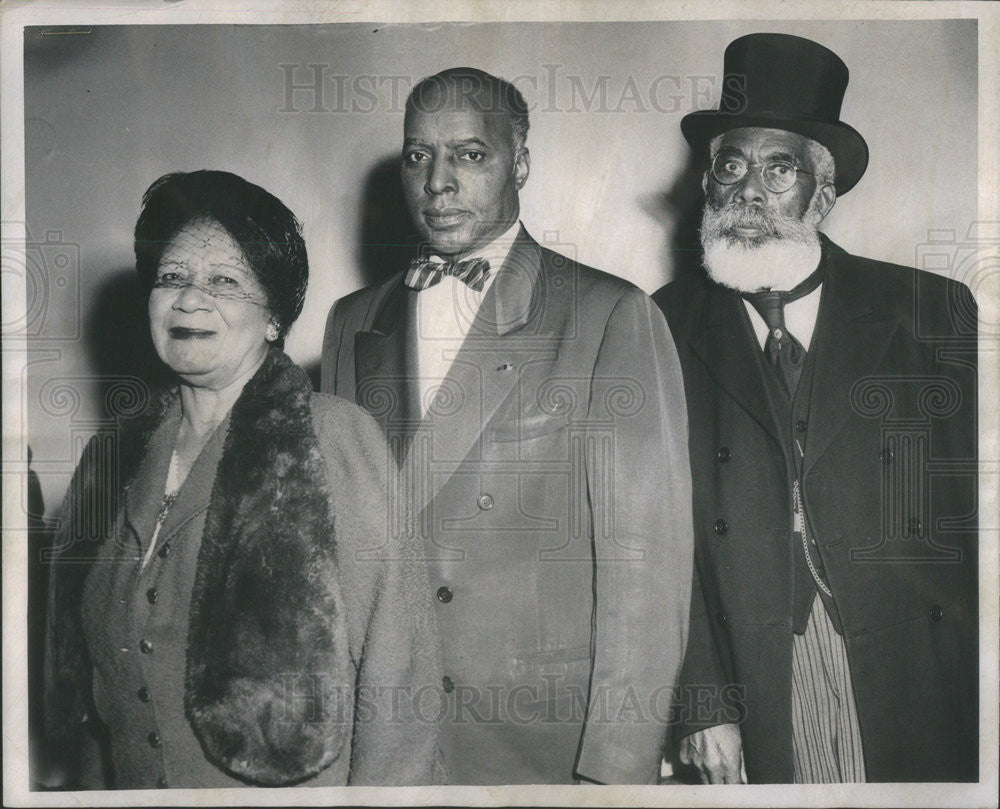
[413,220,521,418]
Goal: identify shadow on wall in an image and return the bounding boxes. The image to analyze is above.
[27,445,47,762]
[648,146,708,289]
[358,154,420,288]
[302,154,419,390]
[83,268,171,411]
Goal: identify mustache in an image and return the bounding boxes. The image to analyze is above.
[701,202,817,247]
[707,204,785,235]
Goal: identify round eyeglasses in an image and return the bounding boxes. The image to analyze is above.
[711,153,815,194]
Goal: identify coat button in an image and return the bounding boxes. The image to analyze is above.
[442,676,455,693]
[156,777,168,788]
[139,639,154,655]
[146,587,158,604]
[147,731,161,748]
[714,519,728,535]
[880,448,894,464]
[795,420,808,433]
[716,612,727,625]
[436,586,453,603]
[930,604,943,622]
[477,493,494,510]
[716,446,731,462]
[137,686,150,703]
[158,542,171,559]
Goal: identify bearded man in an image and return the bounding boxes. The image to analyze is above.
[654,33,978,784]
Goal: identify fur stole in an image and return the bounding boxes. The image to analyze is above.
[47,348,352,785]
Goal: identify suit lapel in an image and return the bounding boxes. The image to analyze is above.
[803,249,901,472]
[122,404,180,551]
[688,284,783,445]
[155,413,229,543]
[405,228,542,509]
[353,274,420,462]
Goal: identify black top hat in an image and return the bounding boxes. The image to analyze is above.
[681,33,869,194]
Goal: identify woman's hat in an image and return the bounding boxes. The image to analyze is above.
[680,33,869,194]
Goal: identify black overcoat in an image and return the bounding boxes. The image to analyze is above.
[654,236,978,782]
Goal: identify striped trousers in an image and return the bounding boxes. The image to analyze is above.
[791,600,867,783]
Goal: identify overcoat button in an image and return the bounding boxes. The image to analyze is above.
[139,639,154,654]
[716,446,731,462]
[147,731,161,748]
[436,586,453,604]
[137,687,150,703]
[146,587,158,604]
[714,519,728,535]
[477,493,494,510]
[156,777,168,788]
[442,676,455,693]
[930,604,943,622]
[716,612,727,625]
[880,449,894,464]
[158,542,171,559]
[795,420,808,433]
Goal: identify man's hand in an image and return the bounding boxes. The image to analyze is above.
[678,723,745,784]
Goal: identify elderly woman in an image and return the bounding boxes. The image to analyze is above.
[45,170,442,788]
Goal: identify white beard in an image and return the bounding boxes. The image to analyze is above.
[700,201,823,293]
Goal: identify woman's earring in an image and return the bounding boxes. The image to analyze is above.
[266,321,279,342]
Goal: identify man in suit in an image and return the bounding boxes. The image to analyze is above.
[654,33,978,783]
[322,67,693,784]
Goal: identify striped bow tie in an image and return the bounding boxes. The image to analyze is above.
[404,257,491,292]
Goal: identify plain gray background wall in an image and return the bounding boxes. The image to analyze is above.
[24,19,977,515]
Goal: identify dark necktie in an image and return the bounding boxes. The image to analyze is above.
[404,257,491,292]
[742,265,824,397]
